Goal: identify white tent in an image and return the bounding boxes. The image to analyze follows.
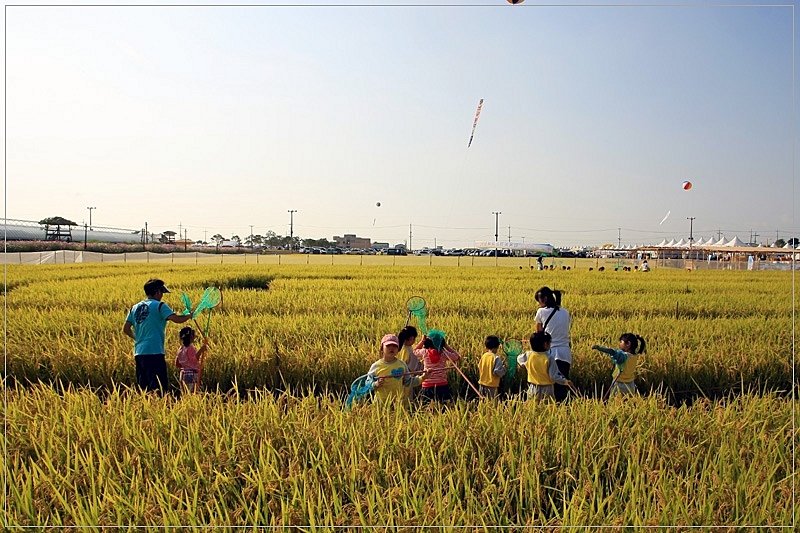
[665,239,676,247]
[675,238,686,247]
[713,236,728,246]
[702,237,716,246]
[656,239,667,247]
[725,236,748,247]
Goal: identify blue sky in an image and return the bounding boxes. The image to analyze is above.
[2,1,796,248]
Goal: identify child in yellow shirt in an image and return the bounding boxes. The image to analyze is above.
[478,335,506,399]
[518,331,573,401]
[367,334,424,403]
[592,333,646,398]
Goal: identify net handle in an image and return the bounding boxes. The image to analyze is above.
[195,288,222,389]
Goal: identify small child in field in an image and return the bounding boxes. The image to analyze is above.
[414,329,461,404]
[367,334,423,404]
[517,331,573,401]
[175,326,207,393]
[397,326,421,399]
[477,335,506,399]
[592,333,646,398]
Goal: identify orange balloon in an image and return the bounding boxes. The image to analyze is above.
[682,181,692,190]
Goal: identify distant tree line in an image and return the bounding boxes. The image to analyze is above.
[205,231,334,250]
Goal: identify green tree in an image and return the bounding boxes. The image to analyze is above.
[245,234,264,248]
[39,216,77,226]
[264,231,282,248]
[302,238,333,248]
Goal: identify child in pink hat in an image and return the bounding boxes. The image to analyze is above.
[367,334,424,403]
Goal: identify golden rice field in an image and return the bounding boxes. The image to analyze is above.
[3,261,798,528]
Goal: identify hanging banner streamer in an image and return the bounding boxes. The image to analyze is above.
[467,99,484,148]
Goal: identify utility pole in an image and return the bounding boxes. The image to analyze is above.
[687,217,695,266]
[184,229,188,251]
[204,229,207,244]
[87,207,96,230]
[288,210,297,252]
[752,231,759,246]
[409,224,412,252]
[618,227,621,249]
[492,211,501,259]
[250,225,254,249]
[508,225,511,241]
[717,229,722,241]
[144,222,148,248]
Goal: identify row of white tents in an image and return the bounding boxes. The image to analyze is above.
[652,236,751,248]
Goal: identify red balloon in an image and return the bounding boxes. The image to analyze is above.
[682,181,692,190]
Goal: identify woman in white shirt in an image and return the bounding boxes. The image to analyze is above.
[534,286,572,402]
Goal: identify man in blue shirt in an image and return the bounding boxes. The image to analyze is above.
[123,279,191,392]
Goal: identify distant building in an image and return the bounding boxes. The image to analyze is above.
[333,234,371,249]
[372,242,390,250]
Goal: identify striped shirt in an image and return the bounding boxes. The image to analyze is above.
[416,346,461,387]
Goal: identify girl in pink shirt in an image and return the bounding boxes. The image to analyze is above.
[414,329,460,404]
[175,326,207,393]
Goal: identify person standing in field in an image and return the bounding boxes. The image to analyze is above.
[517,331,573,401]
[477,335,506,399]
[397,325,421,399]
[123,279,192,392]
[415,329,461,404]
[534,286,572,402]
[367,334,423,404]
[592,333,646,398]
[175,326,207,393]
